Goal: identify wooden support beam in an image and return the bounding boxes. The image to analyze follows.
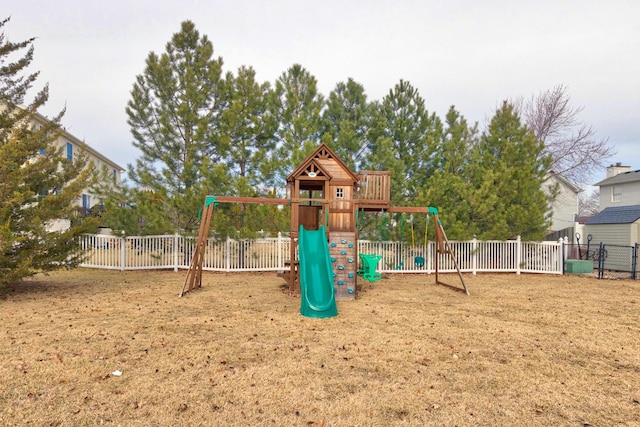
[433,214,470,296]
[212,196,289,205]
[385,206,432,214]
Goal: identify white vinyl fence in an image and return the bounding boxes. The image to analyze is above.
[79,234,563,275]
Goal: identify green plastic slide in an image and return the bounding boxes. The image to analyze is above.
[298,225,338,318]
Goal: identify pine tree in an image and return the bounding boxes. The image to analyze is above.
[420,107,479,240]
[367,80,442,205]
[470,101,551,240]
[125,20,228,233]
[268,64,324,189]
[320,78,371,171]
[219,65,278,235]
[0,17,99,288]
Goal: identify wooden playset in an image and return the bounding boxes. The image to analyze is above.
[181,143,467,298]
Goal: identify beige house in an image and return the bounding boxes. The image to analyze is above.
[29,111,125,215]
[544,171,581,234]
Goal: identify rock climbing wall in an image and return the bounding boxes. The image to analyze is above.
[328,231,357,300]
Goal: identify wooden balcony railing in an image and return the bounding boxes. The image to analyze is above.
[357,171,391,208]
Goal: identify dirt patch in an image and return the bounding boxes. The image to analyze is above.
[1,270,639,426]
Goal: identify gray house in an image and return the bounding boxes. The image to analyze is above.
[593,164,640,210]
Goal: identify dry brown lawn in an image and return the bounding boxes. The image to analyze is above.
[1,270,639,426]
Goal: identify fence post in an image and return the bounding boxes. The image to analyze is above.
[632,243,638,280]
[516,236,521,275]
[120,236,126,272]
[225,236,231,272]
[560,238,566,274]
[277,232,283,269]
[597,242,604,279]
[173,233,179,272]
[472,237,477,275]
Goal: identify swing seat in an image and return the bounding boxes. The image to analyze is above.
[414,256,425,268]
[357,254,383,282]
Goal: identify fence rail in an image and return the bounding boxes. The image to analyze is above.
[79,234,563,275]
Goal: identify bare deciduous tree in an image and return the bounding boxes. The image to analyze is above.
[578,188,600,216]
[515,85,615,186]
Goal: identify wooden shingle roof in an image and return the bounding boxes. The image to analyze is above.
[286,143,358,183]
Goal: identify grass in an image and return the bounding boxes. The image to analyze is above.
[1,270,639,426]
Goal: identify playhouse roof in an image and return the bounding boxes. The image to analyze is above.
[287,143,359,184]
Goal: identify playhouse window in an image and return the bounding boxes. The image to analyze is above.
[335,187,344,199]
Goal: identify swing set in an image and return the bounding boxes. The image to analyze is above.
[182,143,469,298]
[370,211,430,270]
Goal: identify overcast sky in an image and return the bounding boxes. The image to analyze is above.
[4,0,639,185]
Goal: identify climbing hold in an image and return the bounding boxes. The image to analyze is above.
[337,280,344,285]
[348,257,354,263]
[330,242,337,247]
[338,265,344,270]
[341,239,347,244]
[340,250,347,255]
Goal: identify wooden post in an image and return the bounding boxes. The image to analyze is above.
[434,214,469,295]
[180,197,215,297]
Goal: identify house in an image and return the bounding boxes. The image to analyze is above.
[544,171,581,235]
[593,163,640,210]
[29,110,125,216]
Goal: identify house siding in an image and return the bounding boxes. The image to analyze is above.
[32,114,124,210]
[549,183,578,231]
[584,223,637,247]
[599,182,640,210]
[544,174,579,232]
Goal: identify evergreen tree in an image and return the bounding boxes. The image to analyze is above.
[320,78,371,171]
[367,80,442,205]
[125,20,228,234]
[268,64,324,189]
[221,65,276,193]
[219,66,278,235]
[0,17,99,288]
[470,101,551,240]
[420,107,479,240]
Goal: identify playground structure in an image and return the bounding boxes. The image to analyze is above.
[181,144,468,308]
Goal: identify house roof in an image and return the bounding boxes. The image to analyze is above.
[593,169,640,187]
[545,171,581,193]
[32,110,125,172]
[586,204,640,225]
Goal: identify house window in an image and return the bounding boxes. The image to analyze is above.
[335,187,344,199]
[612,186,622,202]
[66,142,73,161]
[82,194,91,209]
[112,169,117,182]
